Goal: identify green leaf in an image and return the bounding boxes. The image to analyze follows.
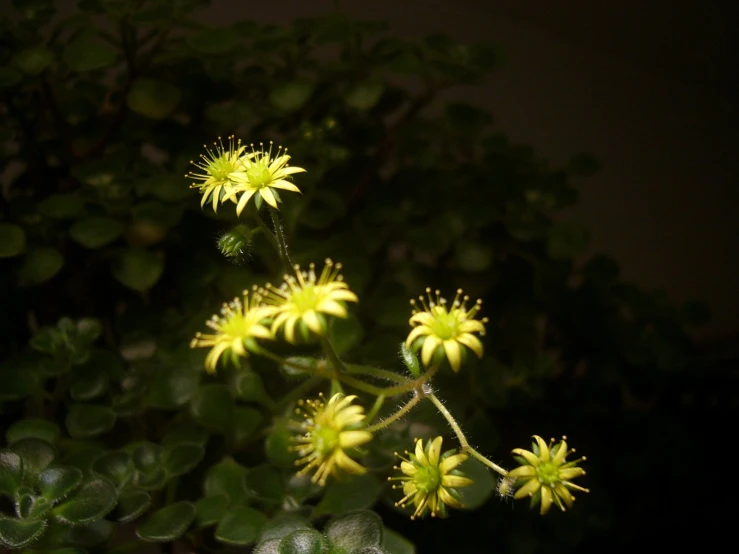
[0,367,39,400]
[70,367,109,401]
[17,492,52,519]
[314,474,383,517]
[38,467,83,501]
[136,501,195,542]
[324,510,383,552]
[114,489,151,523]
[161,424,209,449]
[269,81,314,112]
[258,513,312,542]
[163,443,204,477]
[399,343,421,378]
[69,217,123,249]
[189,384,234,432]
[62,31,116,71]
[112,248,164,291]
[265,418,296,469]
[454,457,495,509]
[214,506,267,546]
[194,494,228,527]
[56,519,112,547]
[92,451,133,486]
[39,194,86,219]
[244,465,284,504]
[126,79,181,119]
[0,66,23,89]
[10,439,56,484]
[203,457,248,505]
[254,539,281,554]
[546,222,590,260]
[14,46,51,76]
[327,314,364,356]
[454,241,493,272]
[0,452,23,495]
[187,27,240,53]
[382,528,416,554]
[232,370,269,403]
[0,223,25,258]
[19,248,64,285]
[278,529,327,554]
[0,516,47,548]
[131,442,163,474]
[232,407,263,446]
[146,365,199,409]
[6,420,60,445]
[65,405,116,438]
[51,477,118,524]
[345,82,384,110]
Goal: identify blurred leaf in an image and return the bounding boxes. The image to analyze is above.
[195,494,228,527]
[345,82,385,110]
[70,367,109,401]
[327,314,364,356]
[114,489,151,523]
[278,529,327,554]
[13,47,54,75]
[6,420,59,445]
[259,513,312,542]
[244,465,284,504]
[454,241,493,272]
[62,31,116,71]
[265,418,296,469]
[92,451,133,486]
[136,501,195,542]
[189,384,234,432]
[187,27,240,53]
[546,222,590,260]
[65,405,116,438]
[455,457,496,509]
[146,364,199,409]
[69,217,123,249]
[324,510,383,552]
[232,407,263,446]
[19,248,64,285]
[10,439,56,484]
[203,457,248,505]
[382,528,416,554]
[0,516,47,549]
[51,477,117,524]
[314,474,383,517]
[232,370,270,403]
[38,467,83,501]
[126,79,181,119]
[269,81,314,112]
[0,452,23,495]
[0,224,26,258]
[161,424,210,449]
[163,443,204,477]
[39,194,86,219]
[111,248,164,291]
[214,506,267,546]
[56,518,112,547]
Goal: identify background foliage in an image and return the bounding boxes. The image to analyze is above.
[0,0,724,552]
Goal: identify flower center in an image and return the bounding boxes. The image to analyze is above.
[536,461,560,485]
[246,162,272,187]
[312,425,339,455]
[290,285,320,312]
[430,310,459,340]
[208,155,235,181]
[414,465,441,494]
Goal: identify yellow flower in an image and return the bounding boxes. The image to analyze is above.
[225,142,305,214]
[509,435,589,515]
[190,287,275,373]
[261,259,358,343]
[292,393,372,486]
[390,437,473,519]
[406,288,487,372]
[187,135,247,213]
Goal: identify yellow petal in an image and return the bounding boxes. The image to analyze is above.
[228,171,248,182]
[317,299,348,318]
[427,437,443,467]
[414,439,428,466]
[507,466,537,478]
[533,436,550,462]
[554,483,574,509]
[274,166,306,177]
[249,325,272,339]
[204,342,229,373]
[441,475,473,488]
[327,289,358,303]
[438,453,467,474]
[409,312,435,326]
[211,184,221,212]
[400,461,416,476]
[443,339,462,372]
[268,154,290,172]
[236,189,256,215]
[559,467,585,480]
[513,478,541,499]
[455,333,483,358]
[540,485,553,515]
[339,430,372,449]
[269,179,301,192]
[260,187,278,209]
[302,310,323,334]
[458,320,485,334]
[283,316,299,344]
[438,487,465,509]
[333,449,366,475]
[552,439,568,466]
[421,335,441,367]
[512,448,540,467]
[406,325,431,347]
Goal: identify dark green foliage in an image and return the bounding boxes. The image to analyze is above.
[0,1,711,552]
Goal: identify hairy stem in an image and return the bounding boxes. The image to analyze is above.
[269,207,293,270]
[365,393,422,433]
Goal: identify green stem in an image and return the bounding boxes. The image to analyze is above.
[274,376,323,412]
[254,212,280,256]
[269,207,293,270]
[345,364,410,383]
[320,335,348,373]
[365,394,385,423]
[365,394,422,433]
[427,393,508,477]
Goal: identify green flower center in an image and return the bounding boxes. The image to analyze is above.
[536,461,560,485]
[207,155,236,181]
[414,465,441,494]
[312,425,339,455]
[246,162,273,187]
[430,309,459,340]
[290,285,320,312]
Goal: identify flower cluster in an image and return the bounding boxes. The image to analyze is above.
[187,137,305,214]
[390,437,473,519]
[509,435,589,515]
[291,393,372,485]
[190,260,356,371]
[406,288,488,372]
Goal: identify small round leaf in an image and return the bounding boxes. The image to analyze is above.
[38,467,83,502]
[203,457,248,505]
[0,452,23,495]
[214,506,266,546]
[135,501,195,542]
[69,217,123,249]
[195,494,228,527]
[0,223,26,258]
[163,443,204,477]
[62,32,116,71]
[51,477,118,524]
[269,81,314,112]
[112,248,164,291]
[39,194,86,219]
[324,510,383,552]
[19,248,64,285]
[126,79,181,119]
[279,529,327,554]
[10,439,56,484]
[114,489,151,523]
[6,420,59,445]
[65,405,116,438]
[0,516,47,548]
[189,384,233,432]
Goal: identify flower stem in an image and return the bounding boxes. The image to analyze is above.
[319,335,348,373]
[427,393,508,477]
[274,376,323,412]
[254,211,280,255]
[365,393,422,433]
[365,394,385,423]
[269,207,293,270]
[345,364,410,383]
